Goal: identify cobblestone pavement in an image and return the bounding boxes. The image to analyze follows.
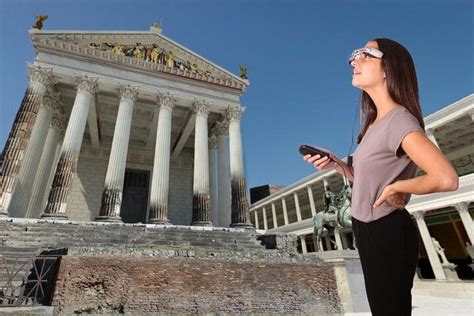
[345,294,474,316]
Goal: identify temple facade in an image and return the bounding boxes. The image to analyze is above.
[0,24,253,228]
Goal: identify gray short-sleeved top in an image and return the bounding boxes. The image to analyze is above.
[352,106,424,223]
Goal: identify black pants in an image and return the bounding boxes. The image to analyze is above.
[352,208,419,316]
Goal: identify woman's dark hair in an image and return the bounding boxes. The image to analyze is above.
[356,38,425,144]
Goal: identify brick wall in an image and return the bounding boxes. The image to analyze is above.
[52,256,340,315]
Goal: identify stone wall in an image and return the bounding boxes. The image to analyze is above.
[52,256,341,315]
[67,157,107,221]
[66,150,194,225]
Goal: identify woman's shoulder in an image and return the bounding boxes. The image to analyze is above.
[387,106,420,125]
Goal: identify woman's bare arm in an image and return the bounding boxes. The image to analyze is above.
[373,131,458,208]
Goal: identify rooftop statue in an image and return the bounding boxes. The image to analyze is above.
[32,15,48,30]
[239,65,248,80]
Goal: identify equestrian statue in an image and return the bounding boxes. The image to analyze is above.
[313,179,353,251]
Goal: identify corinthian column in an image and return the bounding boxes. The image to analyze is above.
[454,202,474,245]
[96,85,139,222]
[215,120,231,227]
[26,112,66,218]
[191,100,212,226]
[9,93,62,217]
[0,64,54,216]
[42,76,98,219]
[413,211,446,280]
[226,105,253,229]
[148,91,176,224]
[209,135,218,225]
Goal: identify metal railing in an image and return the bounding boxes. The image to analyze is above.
[0,251,60,307]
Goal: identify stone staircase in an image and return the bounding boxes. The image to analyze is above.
[0,220,302,262]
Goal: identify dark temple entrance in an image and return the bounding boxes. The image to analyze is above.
[121,169,150,223]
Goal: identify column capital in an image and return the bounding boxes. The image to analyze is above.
[118,84,139,102]
[413,210,425,220]
[42,92,62,112]
[209,135,218,150]
[425,128,435,136]
[465,108,474,122]
[27,64,55,86]
[214,120,229,136]
[192,99,210,116]
[157,90,177,109]
[226,105,245,121]
[454,202,469,213]
[75,76,98,94]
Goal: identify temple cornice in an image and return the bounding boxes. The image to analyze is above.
[29,31,248,93]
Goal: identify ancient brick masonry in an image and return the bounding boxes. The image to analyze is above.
[0,220,342,314]
[52,257,341,315]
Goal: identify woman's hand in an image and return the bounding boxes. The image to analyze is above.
[373,183,408,208]
[303,151,337,171]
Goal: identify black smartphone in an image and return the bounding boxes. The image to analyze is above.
[299,144,332,159]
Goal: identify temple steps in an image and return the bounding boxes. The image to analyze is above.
[1,221,285,259]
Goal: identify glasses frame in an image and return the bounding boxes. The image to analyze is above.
[348,46,384,65]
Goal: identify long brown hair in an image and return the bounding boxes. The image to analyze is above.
[356,38,425,144]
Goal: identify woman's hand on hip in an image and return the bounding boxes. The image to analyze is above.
[373,183,407,208]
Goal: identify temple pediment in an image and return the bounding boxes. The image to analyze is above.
[29,27,248,91]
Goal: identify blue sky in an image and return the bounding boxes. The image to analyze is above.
[1,0,473,190]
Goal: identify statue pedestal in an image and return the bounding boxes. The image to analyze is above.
[313,250,370,313]
[442,263,459,280]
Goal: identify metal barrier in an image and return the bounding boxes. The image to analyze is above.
[0,252,59,307]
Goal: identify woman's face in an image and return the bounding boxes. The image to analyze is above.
[350,40,385,90]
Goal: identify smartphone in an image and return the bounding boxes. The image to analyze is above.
[299,144,332,159]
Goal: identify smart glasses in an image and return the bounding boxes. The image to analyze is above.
[348,46,384,64]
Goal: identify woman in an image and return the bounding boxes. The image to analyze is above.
[303,38,459,315]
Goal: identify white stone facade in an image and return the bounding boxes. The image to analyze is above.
[0,27,253,227]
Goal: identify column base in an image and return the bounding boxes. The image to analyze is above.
[40,213,68,220]
[442,264,460,280]
[191,220,213,227]
[0,210,9,218]
[95,216,123,223]
[148,218,171,225]
[230,222,255,230]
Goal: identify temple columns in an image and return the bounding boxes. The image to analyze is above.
[42,76,98,219]
[227,105,252,228]
[209,135,219,226]
[307,185,317,217]
[191,100,212,226]
[413,211,446,280]
[96,85,139,221]
[271,203,278,228]
[0,65,54,216]
[300,235,308,254]
[215,120,231,227]
[26,113,66,218]
[426,128,440,148]
[454,202,473,245]
[9,93,62,217]
[148,92,176,224]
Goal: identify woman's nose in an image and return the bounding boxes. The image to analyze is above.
[350,59,358,67]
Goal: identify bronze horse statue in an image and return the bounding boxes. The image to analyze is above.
[313,182,353,251]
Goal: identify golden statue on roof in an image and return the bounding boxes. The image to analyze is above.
[32,15,48,30]
[239,65,248,80]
